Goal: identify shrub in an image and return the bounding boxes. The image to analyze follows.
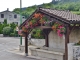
[0,24,3,34]
[3,27,12,36]
[14,30,18,37]
[10,33,15,37]
[4,19,7,24]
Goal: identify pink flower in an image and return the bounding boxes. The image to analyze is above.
[59,33,63,37]
[18,30,22,35]
[25,25,28,29]
[57,29,63,37]
[58,25,63,29]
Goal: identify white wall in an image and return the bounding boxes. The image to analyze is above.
[0,11,26,25]
[48,28,80,50]
[49,31,65,49]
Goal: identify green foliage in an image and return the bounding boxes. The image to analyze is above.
[14,30,18,37]
[13,1,80,18]
[4,19,7,24]
[42,3,53,8]
[9,33,15,37]
[0,24,3,34]
[13,8,20,14]
[31,29,44,39]
[0,21,18,36]
[71,11,80,15]
[9,31,18,37]
[8,23,18,37]
[2,19,9,28]
[9,23,17,31]
[0,19,10,34]
[3,27,13,36]
[53,2,80,11]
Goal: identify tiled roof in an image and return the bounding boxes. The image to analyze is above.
[39,8,80,22]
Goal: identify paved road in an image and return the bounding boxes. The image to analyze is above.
[0,37,40,60]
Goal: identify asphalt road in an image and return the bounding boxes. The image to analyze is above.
[0,37,40,60]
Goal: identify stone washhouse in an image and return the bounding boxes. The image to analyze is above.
[19,7,80,60]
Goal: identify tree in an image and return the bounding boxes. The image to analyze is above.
[9,23,18,32]
[0,24,3,34]
[13,8,20,14]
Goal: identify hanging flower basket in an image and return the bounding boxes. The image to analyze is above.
[52,26,57,31]
[52,22,66,37]
[19,33,25,37]
[22,26,27,32]
[18,30,26,36]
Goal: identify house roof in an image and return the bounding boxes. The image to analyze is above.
[20,7,80,28]
[0,9,25,17]
[40,8,80,21]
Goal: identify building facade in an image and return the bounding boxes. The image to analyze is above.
[0,8,26,25]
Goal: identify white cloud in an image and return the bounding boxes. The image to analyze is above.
[0,0,52,12]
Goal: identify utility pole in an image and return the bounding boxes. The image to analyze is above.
[20,0,22,45]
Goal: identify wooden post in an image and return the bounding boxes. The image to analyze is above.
[65,25,70,60]
[25,33,28,56]
[45,33,49,47]
[43,29,51,47]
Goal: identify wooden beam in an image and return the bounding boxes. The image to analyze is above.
[65,25,70,60]
[25,33,28,56]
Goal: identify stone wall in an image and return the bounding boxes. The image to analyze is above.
[49,31,65,49]
[49,29,80,50]
[70,29,80,43]
[30,47,64,60]
[31,39,45,47]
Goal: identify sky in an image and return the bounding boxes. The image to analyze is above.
[0,0,52,12]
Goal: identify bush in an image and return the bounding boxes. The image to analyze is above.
[14,30,18,37]
[3,27,12,36]
[4,19,7,24]
[10,33,15,37]
[0,24,3,34]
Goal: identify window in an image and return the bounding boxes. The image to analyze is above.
[9,15,12,20]
[9,15,12,18]
[14,15,17,18]
[1,14,4,18]
[13,22,18,25]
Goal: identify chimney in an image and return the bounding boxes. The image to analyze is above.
[7,8,9,11]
